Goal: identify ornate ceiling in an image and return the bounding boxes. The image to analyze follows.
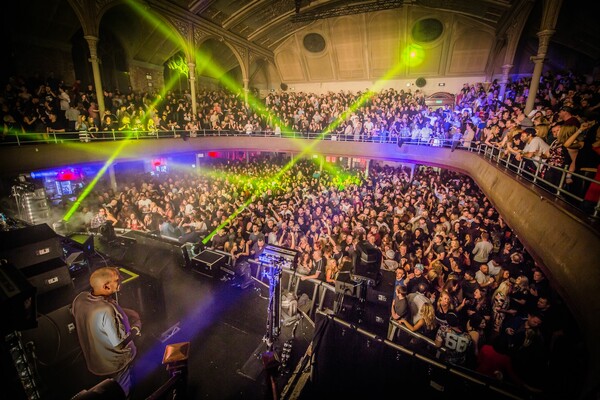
[2,0,599,84]
[185,0,517,50]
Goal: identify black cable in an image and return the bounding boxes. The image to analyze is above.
[94,249,109,267]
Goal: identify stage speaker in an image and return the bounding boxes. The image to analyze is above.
[365,281,394,306]
[67,234,95,257]
[353,242,381,285]
[22,258,72,295]
[0,224,61,270]
[20,304,80,366]
[334,271,359,297]
[361,302,390,335]
[333,295,362,323]
[116,267,167,327]
[365,270,394,306]
[0,262,37,333]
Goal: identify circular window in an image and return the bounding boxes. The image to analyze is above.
[303,33,326,53]
[411,18,443,43]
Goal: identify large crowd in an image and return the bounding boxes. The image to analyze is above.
[2,69,598,396]
[70,153,581,395]
[1,70,599,143]
[2,70,599,210]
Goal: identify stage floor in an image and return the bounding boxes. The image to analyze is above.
[13,233,313,400]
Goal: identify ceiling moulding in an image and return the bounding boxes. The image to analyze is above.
[147,0,273,60]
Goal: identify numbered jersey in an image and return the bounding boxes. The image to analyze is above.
[436,325,472,365]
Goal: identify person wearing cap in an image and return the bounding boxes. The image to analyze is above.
[406,262,428,294]
[382,248,399,271]
[558,105,581,128]
[435,311,473,366]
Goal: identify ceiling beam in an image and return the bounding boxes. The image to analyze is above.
[290,0,405,22]
[222,0,264,29]
[189,0,215,15]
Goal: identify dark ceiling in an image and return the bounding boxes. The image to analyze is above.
[1,0,598,80]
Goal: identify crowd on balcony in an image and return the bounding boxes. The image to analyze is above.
[2,69,599,212]
[1,70,599,143]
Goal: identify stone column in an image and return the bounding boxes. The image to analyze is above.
[83,35,105,118]
[108,164,117,191]
[525,30,555,115]
[243,78,249,106]
[498,64,513,101]
[188,62,197,117]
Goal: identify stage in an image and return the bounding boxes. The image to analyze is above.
[8,230,314,400]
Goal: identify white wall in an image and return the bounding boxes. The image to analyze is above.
[281,76,486,95]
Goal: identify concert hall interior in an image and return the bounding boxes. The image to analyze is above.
[1,1,600,400]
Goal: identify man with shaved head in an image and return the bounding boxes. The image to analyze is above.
[72,267,141,397]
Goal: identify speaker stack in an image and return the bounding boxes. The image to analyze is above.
[0,223,72,295]
[20,189,51,225]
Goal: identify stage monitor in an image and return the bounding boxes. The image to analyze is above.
[82,234,94,256]
[67,233,95,256]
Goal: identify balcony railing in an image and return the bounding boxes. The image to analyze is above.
[2,128,598,219]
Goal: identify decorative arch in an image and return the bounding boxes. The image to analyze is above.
[193,28,248,84]
[248,56,281,94]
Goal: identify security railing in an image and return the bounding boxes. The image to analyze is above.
[475,142,600,219]
[2,128,598,219]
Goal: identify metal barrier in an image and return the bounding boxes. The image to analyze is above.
[313,309,525,400]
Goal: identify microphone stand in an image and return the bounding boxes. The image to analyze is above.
[261,260,282,400]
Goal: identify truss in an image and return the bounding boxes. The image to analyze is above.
[291,0,406,22]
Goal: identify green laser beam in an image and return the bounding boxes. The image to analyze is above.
[63,135,132,221]
[62,72,183,220]
[120,0,417,243]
